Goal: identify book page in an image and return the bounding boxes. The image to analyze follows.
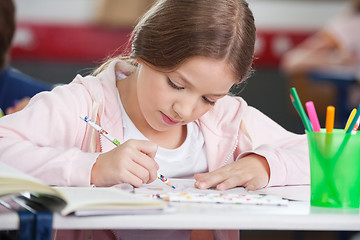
[0,163,168,216]
[0,162,60,197]
[54,187,168,216]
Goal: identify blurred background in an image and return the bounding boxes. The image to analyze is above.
[8,1,359,239]
[9,0,350,133]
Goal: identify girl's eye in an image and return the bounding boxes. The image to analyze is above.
[202,96,216,106]
[167,77,215,105]
[167,78,184,90]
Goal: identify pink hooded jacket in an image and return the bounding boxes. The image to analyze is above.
[0,60,310,240]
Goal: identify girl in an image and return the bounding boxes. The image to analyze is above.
[0,0,309,239]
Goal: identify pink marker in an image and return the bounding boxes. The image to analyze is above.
[351,115,360,134]
[305,101,321,132]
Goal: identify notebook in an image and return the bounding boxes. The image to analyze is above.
[0,162,168,216]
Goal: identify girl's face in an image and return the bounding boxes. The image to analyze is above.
[136,56,236,132]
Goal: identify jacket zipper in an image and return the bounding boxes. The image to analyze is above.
[221,134,238,167]
[99,134,104,153]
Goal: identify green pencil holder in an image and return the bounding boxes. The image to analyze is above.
[306,129,360,208]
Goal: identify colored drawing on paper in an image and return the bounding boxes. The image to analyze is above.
[134,178,288,206]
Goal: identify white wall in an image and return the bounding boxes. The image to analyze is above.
[14,0,346,30]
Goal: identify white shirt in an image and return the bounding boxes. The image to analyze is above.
[118,94,208,240]
[119,98,208,178]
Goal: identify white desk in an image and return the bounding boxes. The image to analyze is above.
[1,185,359,231]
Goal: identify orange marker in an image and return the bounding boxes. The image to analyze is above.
[325,106,335,133]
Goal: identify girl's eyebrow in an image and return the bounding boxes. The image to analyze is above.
[209,93,228,97]
[175,71,228,97]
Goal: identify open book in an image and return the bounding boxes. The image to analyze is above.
[0,163,168,216]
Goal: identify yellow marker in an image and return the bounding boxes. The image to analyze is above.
[344,108,357,131]
[326,106,335,133]
[0,108,3,118]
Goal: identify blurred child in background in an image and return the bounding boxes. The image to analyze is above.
[0,0,52,115]
[281,0,360,123]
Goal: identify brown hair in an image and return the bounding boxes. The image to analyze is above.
[94,0,256,83]
[0,0,15,71]
[351,0,360,12]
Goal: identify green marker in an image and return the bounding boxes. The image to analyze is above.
[290,88,312,132]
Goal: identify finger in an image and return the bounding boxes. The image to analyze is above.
[5,107,14,115]
[118,155,153,186]
[146,169,158,184]
[243,177,267,191]
[194,172,206,180]
[216,174,264,191]
[216,177,249,191]
[245,184,256,191]
[6,97,30,114]
[195,163,253,190]
[131,151,158,183]
[122,170,145,188]
[132,139,158,160]
[123,152,159,184]
[17,97,30,109]
[121,140,159,183]
[193,172,214,189]
[194,168,230,189]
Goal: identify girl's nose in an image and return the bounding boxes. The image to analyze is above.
[173,96,198,120]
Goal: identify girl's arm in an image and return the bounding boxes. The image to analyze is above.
[0,83,99,186]
[195,106,309,190]
[280,31,341,75]
[0,79,160,188]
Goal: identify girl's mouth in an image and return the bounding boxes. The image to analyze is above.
[161,112,180,125]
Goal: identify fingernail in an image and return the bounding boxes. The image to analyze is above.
[198,182,206,189]
[246,185,255,191]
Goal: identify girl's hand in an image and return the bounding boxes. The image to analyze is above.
[91,139,159,187]
[194,154,270,191]
[6,97,31,115]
